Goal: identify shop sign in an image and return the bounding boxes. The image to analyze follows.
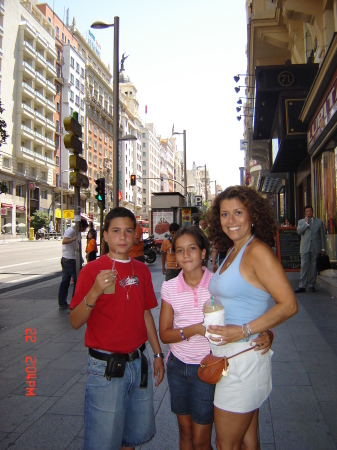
[1,208,7,215]
[308,75,337,151]
[182,208,191,227]
[28,182,35,190]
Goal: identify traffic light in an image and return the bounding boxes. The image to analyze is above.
[130,174,136,186]
[64,113,89,189]
[95,178,105,209]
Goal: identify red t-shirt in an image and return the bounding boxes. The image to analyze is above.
[70,255,158,353]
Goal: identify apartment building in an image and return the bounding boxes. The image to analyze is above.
[69,23,114,220]
[0,0,56,234]
[140,123,161,219]
[119,68,142,212]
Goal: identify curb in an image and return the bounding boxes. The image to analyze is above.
[0,271,62,294]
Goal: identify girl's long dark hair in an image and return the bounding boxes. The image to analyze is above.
[172,226,210,266]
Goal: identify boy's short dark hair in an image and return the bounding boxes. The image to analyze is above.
[304,205,313,212]
[104,207,137,232]
[169,222,180,233]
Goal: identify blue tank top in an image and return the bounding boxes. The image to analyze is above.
[208,236,272,339]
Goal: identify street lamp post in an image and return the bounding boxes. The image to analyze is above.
[60,169,69,236]
[172,129,187,198]
[91,18,119,208]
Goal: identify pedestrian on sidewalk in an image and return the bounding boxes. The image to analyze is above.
[208,185,298,450]
[161,222,181,281]
[159,226,273,450]
[85,229,97,262]
[128,220,145,262]
[69,207,165,450]
[58,218,88,309]
[294,205,325,293]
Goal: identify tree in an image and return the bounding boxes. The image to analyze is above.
[31,211,49,233]
[0,100,9,148]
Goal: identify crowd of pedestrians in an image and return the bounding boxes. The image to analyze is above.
[57,185,312,449]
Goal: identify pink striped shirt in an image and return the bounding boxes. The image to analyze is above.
[161,267,213,364]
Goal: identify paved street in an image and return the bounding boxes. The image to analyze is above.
[0,246,336,449]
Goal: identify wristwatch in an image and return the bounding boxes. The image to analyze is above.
[153,352,165,358]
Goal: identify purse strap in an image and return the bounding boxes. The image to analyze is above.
[226,345,257,361]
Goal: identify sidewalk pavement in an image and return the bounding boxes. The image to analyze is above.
[0,263,336,450]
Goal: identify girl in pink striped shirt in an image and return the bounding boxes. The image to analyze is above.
[159,226,272,450]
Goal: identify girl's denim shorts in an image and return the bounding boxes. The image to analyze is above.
[166,352,215,425]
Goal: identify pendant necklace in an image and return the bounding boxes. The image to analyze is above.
[226,235,252,268]
[109,257,135,300]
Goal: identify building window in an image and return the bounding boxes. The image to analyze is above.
[16,184,26,197]
[70,90,74,101]
[88,152,92,163]
[56,156,59,166]
[41,189,48,199]
[56,26,59,35]
[75,95,80,105]
[88,121,92,132]
[62,32,65,41]
[81,68,85,78]
[94,156,97,166]
[76,62,80,73]
[3,157,10,168]
[70,57,74,67]
[56,102,60,112]
[56,85,60,94]
[99,130,102,140]
[99,144,102,154]
[70,74,74,84]
[88,137,92,147]
[94,141,97,151]
[94,126,97,137]
[17,162,24,173]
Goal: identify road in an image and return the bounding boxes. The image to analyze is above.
[0,237,88,291]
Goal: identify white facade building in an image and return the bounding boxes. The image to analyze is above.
[0,0,57,233]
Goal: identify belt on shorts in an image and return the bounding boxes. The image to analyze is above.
[89,343,146,362]
[89,344,148,388]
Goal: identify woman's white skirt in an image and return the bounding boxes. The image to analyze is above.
[211,341,273,413]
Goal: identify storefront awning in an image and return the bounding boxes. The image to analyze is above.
[16,205,26,211]
[1,203,13,209]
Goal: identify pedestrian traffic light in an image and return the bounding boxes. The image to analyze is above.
[130,174,136,186]
[95,178,105,209]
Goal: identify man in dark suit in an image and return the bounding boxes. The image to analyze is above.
[295,205,325,293]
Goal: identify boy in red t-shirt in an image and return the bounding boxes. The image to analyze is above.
[70,207,164,449]
[161,222,181,281]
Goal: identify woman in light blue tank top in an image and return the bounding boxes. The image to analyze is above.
[207,186,298,450]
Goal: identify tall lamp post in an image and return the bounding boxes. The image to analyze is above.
[60,169,69,236]
[91,18,119,208]
[172,129,187,198]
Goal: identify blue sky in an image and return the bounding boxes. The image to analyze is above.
[47,0,248,191]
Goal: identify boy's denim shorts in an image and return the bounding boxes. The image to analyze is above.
[166,352,215,425]
[84,349,155,450]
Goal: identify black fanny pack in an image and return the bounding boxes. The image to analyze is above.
[89,344,148,388]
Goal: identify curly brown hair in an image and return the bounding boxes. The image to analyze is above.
[208,185,276,250]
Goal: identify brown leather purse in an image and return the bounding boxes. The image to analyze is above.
[198,346,257,384]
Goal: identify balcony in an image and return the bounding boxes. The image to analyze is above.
[0,3,4,15]
[46,117,55,131]
[22,82,35,99]
[45,137,55,150]
[47,44,57,59]
[35,110,46,125]
[21,124,34,138]
[35,71,47,88]
[21,146,35,158]
[22,61,35,78]
[46,80,56,95]
[46,61,56,77]
[45,99,56,112]
[36,33,48,50]
[36,52,47,68]
[46,155,55,166]
[20,21,36,40]
[35,90,46,106]
[34,131,46,144]
[21,103,35,119]
[23,40,36,58]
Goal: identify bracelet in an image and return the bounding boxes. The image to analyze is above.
[180,328,189,341]
[242,323,252,341]
[83,297,95,310]
[153,352,165,358]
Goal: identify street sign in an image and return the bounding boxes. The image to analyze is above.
[195,195,202,206]
[1,207,7,215]
[28,182,35,190]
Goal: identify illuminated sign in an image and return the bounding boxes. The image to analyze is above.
[84,30,102,58]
